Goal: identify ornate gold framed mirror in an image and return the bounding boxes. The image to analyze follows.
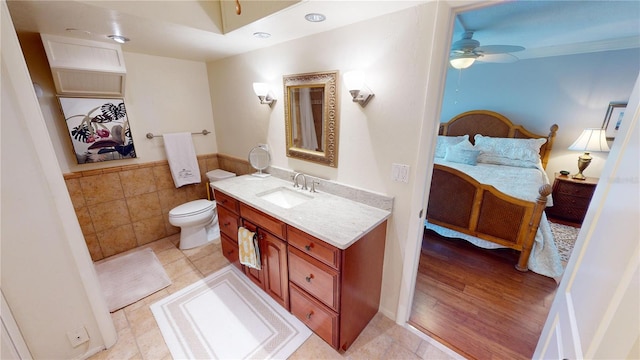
[283,70,338,167]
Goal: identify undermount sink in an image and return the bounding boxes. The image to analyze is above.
[257,187,313,209]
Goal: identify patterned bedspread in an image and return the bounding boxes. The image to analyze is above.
[425,158,563,278]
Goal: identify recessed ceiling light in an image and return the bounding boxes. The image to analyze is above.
[304,13,326,22]
[253,32,271,39]
[107,35,130,44]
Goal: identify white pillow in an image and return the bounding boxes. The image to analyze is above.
[434,135,469,158]
[444,140,480,166]
[474,134,546,168]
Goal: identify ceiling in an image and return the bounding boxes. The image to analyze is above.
[7,0,640,63]
[6,0,426,62]
[453,1,640,61]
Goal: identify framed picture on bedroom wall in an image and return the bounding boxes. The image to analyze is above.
[58,97,137,164]
[602,102,626,141]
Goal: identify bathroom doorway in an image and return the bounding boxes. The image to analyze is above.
[402,1,638,358]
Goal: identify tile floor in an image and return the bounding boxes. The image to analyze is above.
[88,234,461,360]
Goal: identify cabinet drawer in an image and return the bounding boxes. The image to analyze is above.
[220,233,242,271]
[240,203,286,239]
[552,193,591,210]
[288,227,341,270]
[555,181,595,198]
[217,206,239,241]
[290,284,339,349]
[288,247,339,311]
[547,203,588,223]
[214,190,239,213]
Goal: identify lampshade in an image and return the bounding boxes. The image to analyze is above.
[252,82,269,97]
[449,54,476,69]
[343,71,364,91]
[343,70,374,107]
[568,128,610,152]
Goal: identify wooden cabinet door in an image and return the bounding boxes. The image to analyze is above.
[263,231,289,310]
[241,221,265,290]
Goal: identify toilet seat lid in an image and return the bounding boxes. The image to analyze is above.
[169,200,215,217]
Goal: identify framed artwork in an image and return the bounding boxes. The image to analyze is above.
[58,97,136,164]
[601,102,626,141]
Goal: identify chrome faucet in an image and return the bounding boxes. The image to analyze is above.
[310,180,320,193]
[293,172,308,190]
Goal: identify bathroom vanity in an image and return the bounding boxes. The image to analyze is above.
[212,175,390,352]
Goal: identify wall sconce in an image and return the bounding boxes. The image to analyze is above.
[252,82,276,107]
[343,71,374,107]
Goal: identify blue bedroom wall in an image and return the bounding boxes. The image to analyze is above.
[441,48,639,131]
[440,48,640,178]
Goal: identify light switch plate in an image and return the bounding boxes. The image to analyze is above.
[391,163,410,183]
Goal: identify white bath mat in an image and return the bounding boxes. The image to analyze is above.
[95,248,171,312]
[151,265,312,360]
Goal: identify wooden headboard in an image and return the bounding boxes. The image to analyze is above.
[438,110,559,169]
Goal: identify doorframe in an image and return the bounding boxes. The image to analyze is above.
[1,290,33,359]
[394,0,494,327]
[2,1,117,354]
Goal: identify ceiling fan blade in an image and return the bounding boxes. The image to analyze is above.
[476,45,525,54]
[477,53,520,63]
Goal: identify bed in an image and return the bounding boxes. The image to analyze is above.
[425,110,563,278]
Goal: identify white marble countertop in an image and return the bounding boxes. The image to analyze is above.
[212,175,391,249]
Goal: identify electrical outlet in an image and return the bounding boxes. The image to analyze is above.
[391,163,410,183]
[67,326,89,347]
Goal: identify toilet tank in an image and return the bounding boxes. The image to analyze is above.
[206,169,236,182]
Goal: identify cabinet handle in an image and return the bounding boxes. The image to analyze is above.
[306,311,314,320]
[305,244,312,251]
[305,274,314,283]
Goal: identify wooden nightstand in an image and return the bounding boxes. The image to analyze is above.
[546,173,598,225]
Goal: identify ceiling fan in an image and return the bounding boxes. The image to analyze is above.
[449,31,525,69]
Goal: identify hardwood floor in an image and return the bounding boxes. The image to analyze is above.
[409,229,558,360]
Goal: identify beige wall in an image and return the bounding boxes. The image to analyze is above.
[207,3,441,317]
[18,35,219,173]
[1,2,116,357]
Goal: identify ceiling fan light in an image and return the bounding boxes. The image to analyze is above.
[449,55,476,69]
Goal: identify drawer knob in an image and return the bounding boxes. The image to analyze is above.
[305,244,312,251]
[226,250,234,256]
[306,311,314,320]
[305,274,314,283]
[223,221,231,227]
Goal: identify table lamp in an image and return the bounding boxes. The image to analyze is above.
[568,128,610,180]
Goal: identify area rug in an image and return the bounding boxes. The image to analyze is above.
[95,248,171,312]
[150,265,312,360]
[549,221,580,262]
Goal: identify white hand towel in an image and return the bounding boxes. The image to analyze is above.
[162,132,201,188]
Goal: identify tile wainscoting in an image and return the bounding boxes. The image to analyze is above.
[64,153,254,261]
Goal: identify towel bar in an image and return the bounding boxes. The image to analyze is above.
[146,130,210,139]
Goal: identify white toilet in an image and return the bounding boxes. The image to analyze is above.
[168,169,236,249]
